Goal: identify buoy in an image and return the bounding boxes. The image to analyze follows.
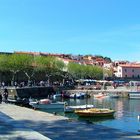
[137,114,140,133]
[138,115,140,121]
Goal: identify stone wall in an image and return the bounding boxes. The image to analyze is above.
[1,86,54,100]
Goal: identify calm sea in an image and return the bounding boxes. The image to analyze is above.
[41,97,140,133]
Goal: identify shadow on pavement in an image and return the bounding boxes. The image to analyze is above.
[0,111,139,140]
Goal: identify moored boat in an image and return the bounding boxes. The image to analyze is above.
[128,91,140,99]
[53,93,62,99]
[75,108,115,117]
[70,92,89,99]
[109,93,119,98]
[29,98,66,110]
[64,104,94,113]
[94,92,108,99]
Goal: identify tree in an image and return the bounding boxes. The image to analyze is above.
[68,62,103,80]
[0,54,12,82]
[0,54,10,72]
[0,54,35,85]
[104,57,112,63]
[19,54,35,82]
[35,56,65,85]
[67,62,82,79]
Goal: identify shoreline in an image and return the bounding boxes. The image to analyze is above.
[0,103,140,139]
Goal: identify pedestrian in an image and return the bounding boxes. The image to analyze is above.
[0,93,2,103]
[14,81,18,87]
[2,81,5,88]
[3,88,8,103]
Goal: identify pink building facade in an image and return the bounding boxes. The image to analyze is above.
[115,65,140,78]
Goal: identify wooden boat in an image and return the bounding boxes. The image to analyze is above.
[29,98,66,110]
[64,104,94,113]
[75,108,115,117]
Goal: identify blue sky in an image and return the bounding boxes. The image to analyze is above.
[0,0,140,61]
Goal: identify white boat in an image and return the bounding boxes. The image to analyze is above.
[29,98,66,109]
[53,94,62,99]
[128,91,140,99]
[109,93,119,98]
[64,104,94,113]
[94,92,108,99]
[70,92,87,99]
[129,82,140,99]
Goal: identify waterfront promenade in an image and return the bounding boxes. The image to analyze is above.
[66,86,131,97]
[0,103,140,140]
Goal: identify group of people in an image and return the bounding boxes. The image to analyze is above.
[0,88,8,104]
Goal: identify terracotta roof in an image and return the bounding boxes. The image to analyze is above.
[59,58,79,63]
[15,51,40,55]
[119,64,140,68]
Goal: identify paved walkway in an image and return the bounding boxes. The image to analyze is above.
[0,103,140,140]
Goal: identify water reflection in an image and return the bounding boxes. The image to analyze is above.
[78,116,115,123]
[42,97,140,133]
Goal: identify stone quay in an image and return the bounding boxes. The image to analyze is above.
[0,103,140,140]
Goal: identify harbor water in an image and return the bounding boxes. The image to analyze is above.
[40,97,140,134]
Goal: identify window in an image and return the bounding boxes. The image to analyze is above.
[132,75,134,78]
[138,75,140,78]
[125,69,127,72]
[132,69,134,72]
[125,75,127,77]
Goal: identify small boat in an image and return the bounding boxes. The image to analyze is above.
[94,92,108,99]
[128,91,140,99]
[70,92,88,99]
[75,108,115,117]
[109,93,119,98]
[62,92,70,98]
[64,104,94,113]
[29,98,66,110]
[53,93,62,99]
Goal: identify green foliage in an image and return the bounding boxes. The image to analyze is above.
[104,57,112,63]
[67,62,103,80]
[0,54,10,72]
[94,55,112,62]
[9,54,34,72]
[0,53,111,83]
[35,56,65,74]
[0,54,34,81]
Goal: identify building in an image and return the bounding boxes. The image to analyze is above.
[113,61,129,67]
[115,64,140,78]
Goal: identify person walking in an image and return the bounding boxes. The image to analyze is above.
[1,81,5,88]
[3,88,8,103]
[0,93,2,103]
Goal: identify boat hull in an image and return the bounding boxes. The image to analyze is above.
[94,93,108,99]
[65,105,94,113]
[30,102,65,109]
[75,108,115,117]
[129,92,140,99]
[109,94,119,98]
[70,92,88,99]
